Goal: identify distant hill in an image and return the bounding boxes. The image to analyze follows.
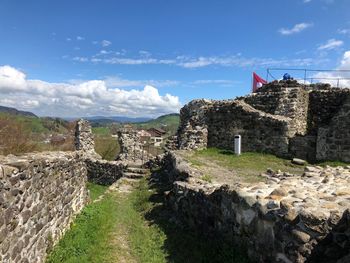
[91,113,180,136]
[0,105,37,117]
[84,116,151,123]
[134,113,180,135]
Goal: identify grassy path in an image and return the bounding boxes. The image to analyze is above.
[46,178,168,263]
[47,174,249,263]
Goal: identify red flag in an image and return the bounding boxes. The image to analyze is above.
[252,72,267,92]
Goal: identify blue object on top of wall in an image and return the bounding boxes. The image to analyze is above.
[283,73,291,80]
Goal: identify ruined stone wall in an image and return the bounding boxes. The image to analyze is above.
[75,119,101,159]
[0,151,88,263]
[206,100,293,157]
[243,85,309,135]
[307,89,350,135]
[74,119,125,185]
[163,152,350,263]
[289,88,350,161]
[177,99,211,150]
[0,119,128,263]
[289,135,317,162]
[316,96,350,162]
[116,131,147,162]
[176,81,350,162]
[85,159,125,185]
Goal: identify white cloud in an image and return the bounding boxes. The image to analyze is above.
[303,0,312,3]
[72,52,321,69]
[311,50,350,87]
[318,39,343,50]
[176,56,318,69]
[104,76,179,88]
[278,22,313,35]
[0,65,181,117]
[338,28,350,35]
[0,65,28,92]
[139,50,151,57]
[66,37,72,41]
[76,36,85,41]
[73,56,89,62]
[101,40,112,47]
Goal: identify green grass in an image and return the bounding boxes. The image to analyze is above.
[94,136,120,161]
[92,127,111,136]
[133,113,180,136]
[200,174,213,183]
[316,160,350,167]
[0,112,70,134]
[188,148,306,181]
[48,178,249,263]
[46,192,117,263]
[125,179,168,263]
[87,182,108,201]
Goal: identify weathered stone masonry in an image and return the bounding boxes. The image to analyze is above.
[0,119,126,263]
[0,152,88,263]
[162,152,350,263]
[75,119,125,185]
[176,80,350,162]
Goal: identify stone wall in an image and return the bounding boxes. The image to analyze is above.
[85,159,125,185]
[75,119,125,185]
[75,119,101,159]
[307,89,350,135]
[176,81,350,162]
[162,152,350,263]
[206,100,293,157]
[177,99,211,150]
[316,96,350,162]
[116,130,147,162]
[243,83,309,136]
[0,151,88,263]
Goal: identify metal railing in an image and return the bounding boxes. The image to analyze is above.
[266,68,350,88]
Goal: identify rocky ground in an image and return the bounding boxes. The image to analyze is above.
[164,150,350,262]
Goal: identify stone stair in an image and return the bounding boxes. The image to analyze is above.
[122,165,149,179]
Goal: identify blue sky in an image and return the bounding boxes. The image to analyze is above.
[0,0,349,117]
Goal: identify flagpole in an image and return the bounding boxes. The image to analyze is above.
[251,72,254,93]
[266,68,269,83]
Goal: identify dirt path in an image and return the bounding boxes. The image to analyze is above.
[111,177,139,263]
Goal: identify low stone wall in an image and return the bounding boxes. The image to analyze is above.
[85,158,125,185]
[163,152,350,263]
[0,151,88,263]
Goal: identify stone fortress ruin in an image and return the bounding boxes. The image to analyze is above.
[162,80,350,263]
[0,80,349,263]
[176,80,350,162]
